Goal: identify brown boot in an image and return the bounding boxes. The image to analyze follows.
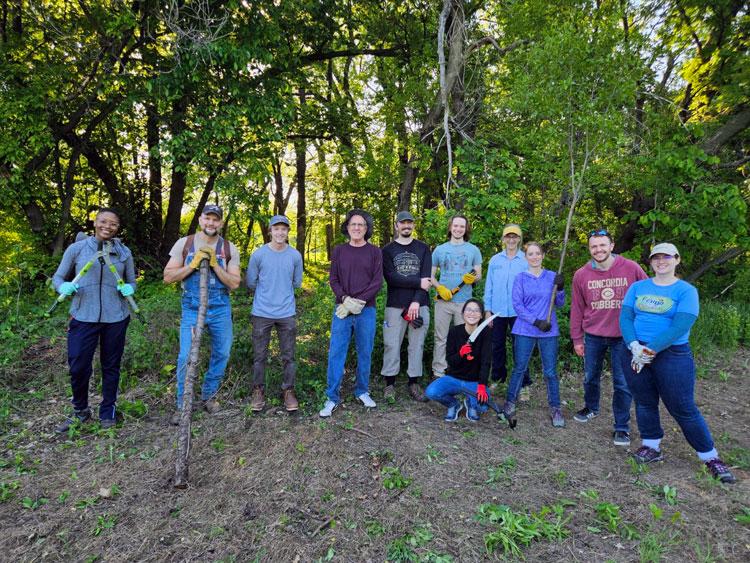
[408,382,428,402]
[250,386,265,412]
[283,388,299,412]
[203,398,221,414]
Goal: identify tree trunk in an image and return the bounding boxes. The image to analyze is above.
[161,95,190,262]
[174,260,209,489]
[295,89,307,261]
[146,105,163,252]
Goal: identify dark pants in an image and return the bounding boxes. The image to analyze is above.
[252,315,297,389]
[491,316,531,386]
[67,317,130,420]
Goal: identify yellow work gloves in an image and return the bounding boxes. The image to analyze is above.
[462,272,477,285]
[436,284,453,301]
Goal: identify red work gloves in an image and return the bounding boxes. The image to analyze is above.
[459,342,474,360]
[476,384,488,404]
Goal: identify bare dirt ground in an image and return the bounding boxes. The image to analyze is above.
[1,345,749,562]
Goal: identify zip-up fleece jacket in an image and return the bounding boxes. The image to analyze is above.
[52,236,136,323]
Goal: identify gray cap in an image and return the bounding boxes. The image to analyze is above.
[269,214,290,227]
[649,242,679,258]
[202,204,223,218]
[396,210,415,222]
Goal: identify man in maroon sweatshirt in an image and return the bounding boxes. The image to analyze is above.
[570,229,647,446]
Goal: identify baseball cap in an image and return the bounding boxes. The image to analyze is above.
[269,214,290,227]
[649,242,679,258]
[502,224,522,237]
[396,211,415,222]
[202,204,223,219]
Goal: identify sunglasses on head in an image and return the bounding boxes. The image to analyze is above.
[588,229,610,238]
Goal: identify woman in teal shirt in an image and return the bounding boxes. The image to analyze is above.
[619,243,735,483]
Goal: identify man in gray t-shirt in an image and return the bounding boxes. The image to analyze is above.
[246,215,303,412]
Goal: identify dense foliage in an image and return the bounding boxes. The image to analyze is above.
[0,0,747,295]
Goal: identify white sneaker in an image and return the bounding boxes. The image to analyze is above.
[357,392,377,408]
[319,400,338,418]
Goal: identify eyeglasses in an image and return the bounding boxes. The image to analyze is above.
[588,229,610,238]
[464,307,482,313]
[348,222,367,228]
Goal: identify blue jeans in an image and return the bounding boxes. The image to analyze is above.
[176,303,233,407]
[621,344,714,453]
[67,317,130,420]
[491,316,531,386]
[325,306,376,403]
[425,375,490,411]
[507,335,560,407]
[583,333,632,432]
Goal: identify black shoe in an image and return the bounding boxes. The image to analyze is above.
[613,431,631,447]
[100,418,117,430]
[55,408,92,433]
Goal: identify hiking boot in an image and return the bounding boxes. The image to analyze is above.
[357,392,376,409]
[632,446,664,464]
[519,387,531,402]
[613,431,631,447]
[250,387,265,412]
[203,398,221,414]
[100,418,117,430]
[502,401,516,420]
[705,458,736,484]
[282,388,299,412]
[551,407,565,428]
[170,410,182,426]
[383,384,396,404]
[464,399,480,422]
[574,407,598,423]
[55,408,91,433]
[319,400,338,418]
[444,402,464,422]
[408,382,428,402]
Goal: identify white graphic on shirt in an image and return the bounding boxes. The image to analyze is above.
[393,251,421,277]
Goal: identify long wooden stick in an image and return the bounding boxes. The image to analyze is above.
[174,260,209,489]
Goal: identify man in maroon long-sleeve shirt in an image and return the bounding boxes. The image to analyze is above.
[319,209,383,417]
[570,229,647,446]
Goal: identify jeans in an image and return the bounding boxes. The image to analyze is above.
[326,306,376,403]
[491,316,531,386]
[67,317,130,420]
[381,306,430,378]
[583,333,632,432]
[176,303,233,407]
[425,375,490,411]
[507,335,560,407]
[621,344,714,453]
[431,300,464,377]
[252,315,297,390]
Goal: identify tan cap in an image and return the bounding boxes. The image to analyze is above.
[502,224,522,237]
[649,242,679,258]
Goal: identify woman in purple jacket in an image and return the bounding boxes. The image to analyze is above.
[501,242,566,427]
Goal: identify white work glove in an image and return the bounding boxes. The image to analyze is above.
[335,303,350,319]
[343,296,366,315]
[629,341,655,373]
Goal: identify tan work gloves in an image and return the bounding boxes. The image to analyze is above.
[335,296,367,319]
[189,246,219,269]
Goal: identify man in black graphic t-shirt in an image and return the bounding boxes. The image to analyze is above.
[380,211,432,403]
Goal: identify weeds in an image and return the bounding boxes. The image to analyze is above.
[477,503,571,557]
[425,444,445,464]
[485,456,517,485]
[381,466,412,490]
[21,496,48,510]
[91,514,117,536]
[639,529,679,562]
[0,480,20,502]
[735,507,750,525]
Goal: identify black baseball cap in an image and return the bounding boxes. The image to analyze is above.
[202,204,223,218]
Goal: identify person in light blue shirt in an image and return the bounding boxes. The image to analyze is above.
[484,224,531,388]
[619,242,735,484]
[430,215,482,378]
[246,215,303,413]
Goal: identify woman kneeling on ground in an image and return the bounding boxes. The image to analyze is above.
[425,299,492,421]
[619,243,735,483]
[52,208,136,433]
[501,242,566,427]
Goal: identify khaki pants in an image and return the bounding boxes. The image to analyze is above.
[431,300,465,377]
[380,306,430,378]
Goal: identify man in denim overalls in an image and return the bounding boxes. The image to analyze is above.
[163,205,241,423]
